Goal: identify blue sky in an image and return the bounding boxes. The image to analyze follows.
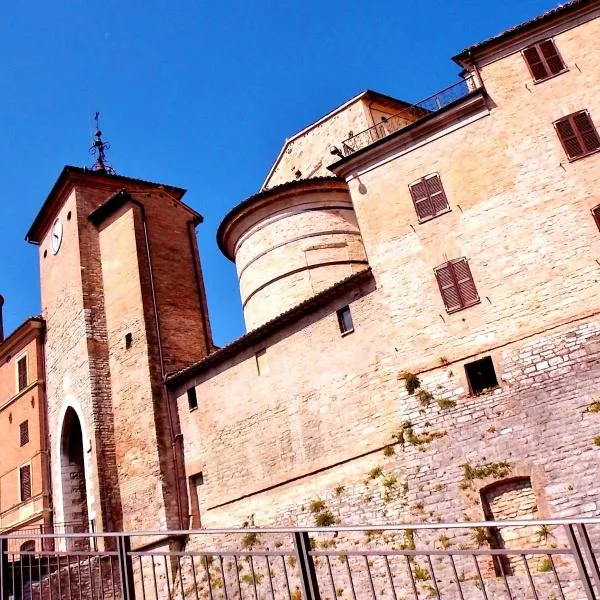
[0,0,560,346]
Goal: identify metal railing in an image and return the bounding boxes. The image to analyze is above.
[341,76,480,156]
[2,518,600,599]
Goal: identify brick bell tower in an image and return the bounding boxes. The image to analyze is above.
[26,127,213,535]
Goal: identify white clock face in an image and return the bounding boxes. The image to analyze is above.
[51,218,63,255]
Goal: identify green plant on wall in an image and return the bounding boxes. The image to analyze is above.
[461,460,512,489]
[402,371,421,395]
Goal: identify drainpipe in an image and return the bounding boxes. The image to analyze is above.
[124,191,187,531]
[468,49,484,90]
[0,294,4,342]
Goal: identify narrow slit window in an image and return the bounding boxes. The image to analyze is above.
[434,258,480,313]
[337,306,354,335]
[591,205,600,231]
[554,111,600,161]
[465,356,499,395]
[125,333,133,349]
[187,387,198,411]
[20,420,29,446]
[17,356,28,392]
[409,174,450,222]
[19,465,32,501]
[189,472,204,528]
[522,39,566,82]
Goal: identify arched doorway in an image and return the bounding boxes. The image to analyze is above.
[60,408,89,543]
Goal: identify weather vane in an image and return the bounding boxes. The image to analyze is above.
[89,112,115,174]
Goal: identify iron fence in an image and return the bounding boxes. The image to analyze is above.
[2,518,600,599]
[340,76,480,156]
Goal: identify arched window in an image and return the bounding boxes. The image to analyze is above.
[480,477,538,576]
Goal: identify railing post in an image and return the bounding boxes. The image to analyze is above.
[564,524,598,600]
[0,537,9,600]
[117,535,136,600]
[293,531,320,600]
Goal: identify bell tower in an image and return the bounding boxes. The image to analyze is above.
[26,146,213,534]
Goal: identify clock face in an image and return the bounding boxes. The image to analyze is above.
[51,218,63,255]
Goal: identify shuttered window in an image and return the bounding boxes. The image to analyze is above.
[522,39,566,82]
[592,205,600,232]
[19,465,31,501]
[434,258,480,313]
[408,174,450,222]
[20,421,29,446]
[554,111,600,160]
[17,356,28,392]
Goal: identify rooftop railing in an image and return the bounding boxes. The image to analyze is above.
[1,518,600,599]
[341,76,480,157]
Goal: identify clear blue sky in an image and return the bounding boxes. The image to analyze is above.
[0,0,559,346]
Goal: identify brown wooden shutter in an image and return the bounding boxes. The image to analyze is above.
[555,111,600,160]
[20,420,29,446]
[20,465,31,501]
[435,258,479,313]
[523,39,565,82]
[17,357,27,391]
[409,174,449,222]
[592,205,600,232]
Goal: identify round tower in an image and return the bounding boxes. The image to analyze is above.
[218,177,368,330]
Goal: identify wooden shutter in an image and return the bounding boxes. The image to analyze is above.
[20,465,31,501]
[20,420,29,446]
[17,357,27,391]
[435,258,479,313]
[592,205,600,232]
[555,111,600,160]
[409,174,450,222]
[522,39,565,82]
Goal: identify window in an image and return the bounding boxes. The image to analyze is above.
[255,349,269,375]
[434,258,479,313]
[20,421,29,446]
[19,465,31,501]
[465,356,498,395]
[187,387,198,411]
[17,356,28,392]
[125,333,133,349]
[408,174,450,222]
[188,472,204,528]
[554,111,600,161]
[337,306,354,335]
[591,205,600,231]
[522,39,566,82]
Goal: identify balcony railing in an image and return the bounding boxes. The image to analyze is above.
[2,518,600,599]
[341,76,480,156]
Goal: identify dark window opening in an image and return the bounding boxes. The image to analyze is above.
[554,110,600,161]
[522,39,566,82]
[187,387,198,411]
[434,258,480,313]
[189,472,204,528]
[125,333,133,349]
[17,357,28,392]
[592,205,600,232]
[465,356,499,395]
[20,465,31,501]
[20,420,29,446]
[409,173,450,222]
[337,306,354,335]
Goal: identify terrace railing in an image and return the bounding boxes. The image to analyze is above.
[2,518,600,599]
[341,76,480,156]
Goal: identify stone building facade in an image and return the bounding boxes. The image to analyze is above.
[10,0,600,556]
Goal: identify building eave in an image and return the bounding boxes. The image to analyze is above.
[0,317,44,361]
[166,268,373,385]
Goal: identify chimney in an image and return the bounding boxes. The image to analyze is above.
[0,295,4,343]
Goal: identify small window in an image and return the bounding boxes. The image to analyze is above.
[434,258,480,313]
[465,356,498,395]
[17,356,28,392]
[409,174,450,222]
[255,349,269,376]
[20,421,29,446]
[554,111,600,161]
[591,205,600,231]
[187,387,198,411]
[19,465,32,501]
[337,306,354,335]
[189,472,204,528]
[522,39,566,82]
[125,333,133,349]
